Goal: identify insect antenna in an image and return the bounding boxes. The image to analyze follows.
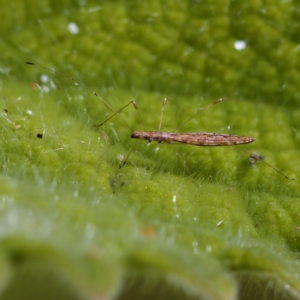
[26,61,79,85]
[173,98,224,132]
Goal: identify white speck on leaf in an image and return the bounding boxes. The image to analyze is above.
[68,22,80,35]
[234,40,246,50]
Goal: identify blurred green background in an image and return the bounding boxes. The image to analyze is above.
[1,1,300,299]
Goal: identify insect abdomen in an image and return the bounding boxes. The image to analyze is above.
[131,131,255,146]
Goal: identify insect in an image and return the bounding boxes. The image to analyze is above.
[93,96,257,169]
[26,62,293,180]
[94,97,255,146]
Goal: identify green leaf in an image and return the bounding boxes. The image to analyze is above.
[1,1,300,299]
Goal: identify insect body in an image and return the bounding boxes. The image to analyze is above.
[131,131,255,146]
[129,97,255,147]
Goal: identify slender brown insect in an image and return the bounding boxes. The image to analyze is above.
[96,97,255,146]
[94,96,258,169]
[26,62,293,180]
